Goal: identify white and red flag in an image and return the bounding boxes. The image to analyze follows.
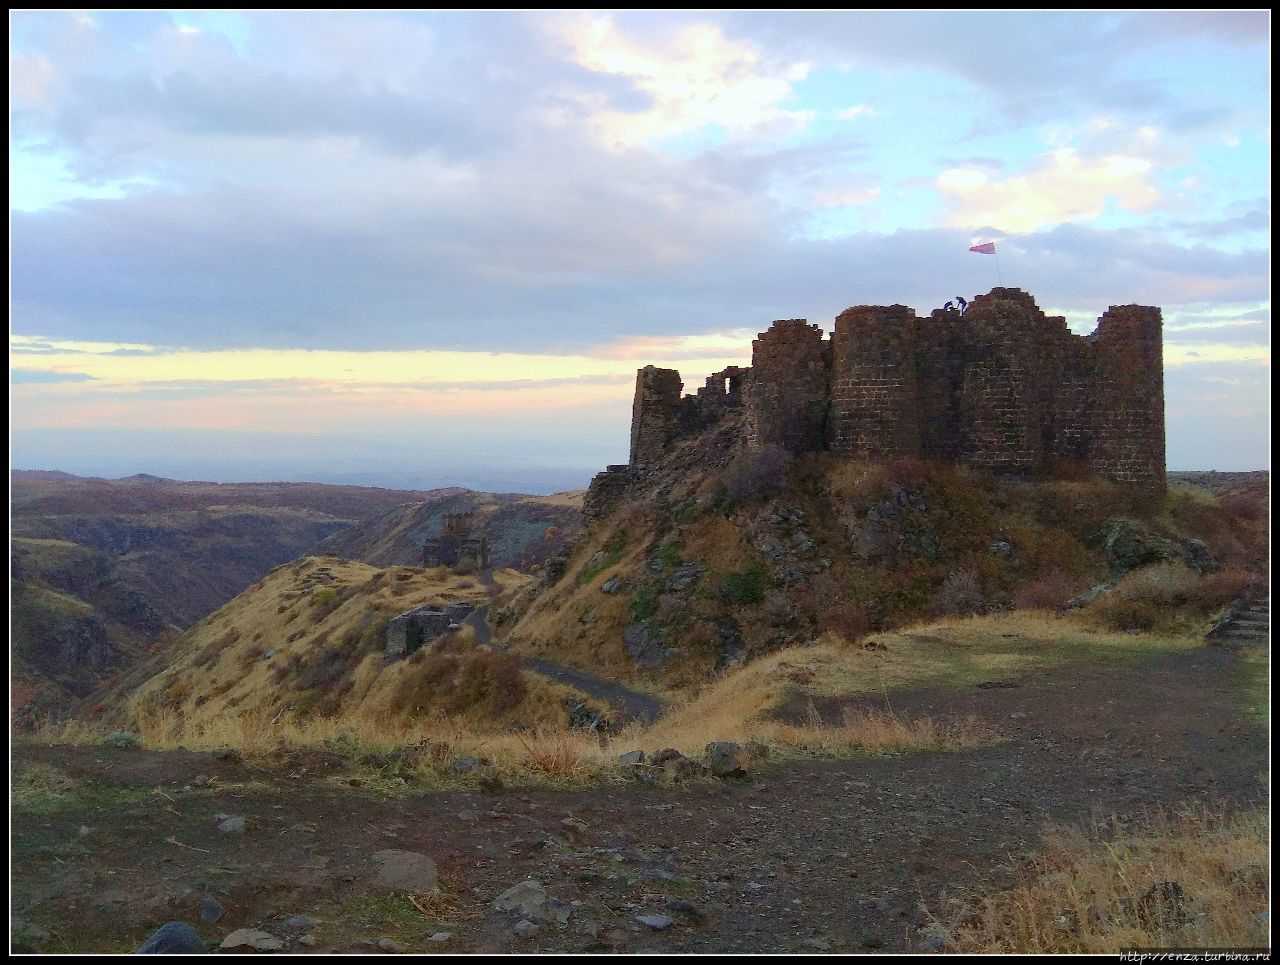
[969,241,996,254]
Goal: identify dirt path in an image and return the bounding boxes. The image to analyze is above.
[464,604,665,725]
[11,645,1266,954]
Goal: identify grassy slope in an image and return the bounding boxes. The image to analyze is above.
[111,556,592,735]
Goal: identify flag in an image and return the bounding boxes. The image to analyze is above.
[969,242,996,254]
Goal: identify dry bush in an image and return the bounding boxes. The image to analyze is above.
[820,602,872,642]
[929,569,986,617]
[1012,570,1079,611]
[393,643,528,717]
[771,705,998,756]
[517,728,598,780]
[931,804,1270,953]
[1085,562,1255,633]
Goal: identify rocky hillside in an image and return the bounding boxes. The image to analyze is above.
[500,413,1268,692]
[315,489,583,571]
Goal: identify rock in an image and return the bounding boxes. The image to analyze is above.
[493,879,551,919]
[565,699,609,732]
[635,913,675,931]
[137,921,206,954]
[743,740,771,761]
[665,563,704,592]
[284,913,317,929]
[617,750,646,766]
[221,928,285,952]
[216,815,246,834]
[453,756,484,774]
[298,935,317,948]
[652,748,706,782]
[12,919,52,952]
[199,896,225,924]
[663,898,703,921]
[429,931,452,942]
[705,741,750,778]
[1103,519,1176,573]
[1182,538,1217,574]
[989,539,1015,559]
[370,850,439,894]
[803,937,831,951]
[377,937,405,953]
[513,919,540,939]
[623,621,674,668]
[600,577,624,594]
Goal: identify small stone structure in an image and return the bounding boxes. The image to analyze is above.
[385,602,474,657]
[593,288,1165,516]
[422,512,490,571]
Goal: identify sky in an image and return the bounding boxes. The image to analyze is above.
[9,10,1271,492]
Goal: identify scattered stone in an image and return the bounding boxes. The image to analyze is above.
[635,913,675,931]
[453,757,484,774]
[663,898,703,921]
[199,897,225,924]
[215,747,242,762]
[377,937,405,953]
[77,825,93,837]
[137,921,205,954]
[513,919,540,939]
[705,741,750,777]
[221,927,285,952]
[298,935,317,948]
[575,919,602,939]
[803,937,831,951]
[600,577,624,594]
[617,750,646,766]
[429,931,452,942]
[370,850,439,894]
[216,815,246,834]
[284,913,317,929]
[493,879,550,919]
[651,748,706,782]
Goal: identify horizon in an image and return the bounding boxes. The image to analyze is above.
[10,11,1270,480]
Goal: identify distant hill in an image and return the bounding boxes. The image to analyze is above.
[9,472,583,724]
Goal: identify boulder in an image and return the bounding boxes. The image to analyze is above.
[705,741,750,778]
[138,921,206,954]
[220,928,284,952]
[369,849,439,895]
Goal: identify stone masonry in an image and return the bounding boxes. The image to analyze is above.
[596,288,1165,501]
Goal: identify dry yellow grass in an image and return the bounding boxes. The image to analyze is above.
[931,803,1271,952]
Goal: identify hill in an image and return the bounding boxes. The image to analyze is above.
[92,555,602,734]
[498,408,1267,692]
[315,489,583,571]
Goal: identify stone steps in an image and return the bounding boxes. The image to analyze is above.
[1207,597,1270,647]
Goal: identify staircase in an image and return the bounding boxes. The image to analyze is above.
[1207,596,1270,646]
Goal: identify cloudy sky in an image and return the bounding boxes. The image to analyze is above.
[9,10,1270,491]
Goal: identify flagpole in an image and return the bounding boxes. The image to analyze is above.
[994,248,1004,287]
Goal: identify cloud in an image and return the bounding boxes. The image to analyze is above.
[553,14,814,148]
[938,147,1162,233]
[9,369,97,384]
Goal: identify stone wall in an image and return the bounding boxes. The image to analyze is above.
[615,288,1165,490]
[629,366,684,468]
[744,319,829,453]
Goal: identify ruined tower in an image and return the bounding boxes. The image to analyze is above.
[596,287,1166,512]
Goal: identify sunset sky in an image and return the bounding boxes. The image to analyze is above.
[10,11,1270,491]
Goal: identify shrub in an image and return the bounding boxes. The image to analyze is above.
[629,579,663,621]
[718,563,768,606]
[103,730,141,749]
[1013,570,1078,611]
[929,569,986,617]
[821,602,872,641]
[393,645,528,717]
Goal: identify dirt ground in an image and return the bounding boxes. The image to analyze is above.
[11,643,1268,954]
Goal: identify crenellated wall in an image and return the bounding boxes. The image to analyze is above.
[612,288,1165,492]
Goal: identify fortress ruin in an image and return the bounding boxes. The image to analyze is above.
[423,512,490,571]
[587,288,1165,515]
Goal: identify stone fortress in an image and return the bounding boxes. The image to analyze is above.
[587,288,1165,515]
